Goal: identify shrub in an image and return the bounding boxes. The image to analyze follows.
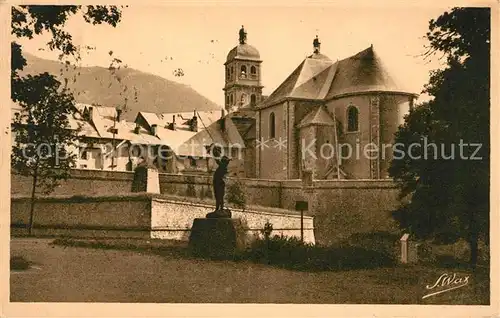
[261,220,273,240]
[186,183,196,197]
[342,231,400,260]
[242,234,395,272]
[10,256,31,271]
[227,180,246,210]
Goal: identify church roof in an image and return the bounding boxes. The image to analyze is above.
[325,46,412,99]
[297,106,336,128]
[261,54,334,107]
[260,45,416,108]
[226,44,261,63]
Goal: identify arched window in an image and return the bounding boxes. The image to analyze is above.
[269,112,276,139]
[347,106,359,132]
[240,93,246,105]
[226,67,230,80]
[250,66,256,75]
[241,65,247,74]
[230,94,233,105]
[226,95,230,105]
[250,94,256,106]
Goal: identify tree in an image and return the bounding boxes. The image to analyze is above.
[12,74,80,235]
[389,7,490,267]
[11,5,123,235]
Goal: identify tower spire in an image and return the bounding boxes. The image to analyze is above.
[239,25,247,44]
[313,35,321,54]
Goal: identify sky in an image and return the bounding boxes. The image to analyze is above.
[16,4,453,107]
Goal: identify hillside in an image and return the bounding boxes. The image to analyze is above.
[19,53,222,121]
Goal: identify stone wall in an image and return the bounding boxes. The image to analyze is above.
[11,169,134,197]
[156,175,401,244]
[11,169,402,244]
[150,197,314,243]
[11,194,152,238]
[11,193,315,243]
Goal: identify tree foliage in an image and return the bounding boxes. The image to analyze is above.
[11,5,123,234]
[11,73,79,192]
[389,8,490,265]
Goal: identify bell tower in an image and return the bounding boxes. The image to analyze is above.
[223,26,263,113]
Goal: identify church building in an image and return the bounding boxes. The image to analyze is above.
[255,36,418,180]
[223,27,417,180]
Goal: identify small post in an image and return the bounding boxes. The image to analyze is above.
[295,200,308,242]
[400,233,410,264]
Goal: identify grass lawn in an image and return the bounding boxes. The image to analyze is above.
[10,237,489,304]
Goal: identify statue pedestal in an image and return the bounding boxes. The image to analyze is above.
[188,217,247,259]
[206,208,232,218]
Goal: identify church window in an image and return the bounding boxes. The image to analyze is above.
[250,94,256,106]
[240,93,247,105]
[230,94,234,105]
[226,95,229,105]
[347,106,359,132]
[226,67,230,80]
[269,112,276,139]
[241,65,247,74]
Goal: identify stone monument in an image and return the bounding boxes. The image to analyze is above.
[131,157,160,194]
[188,146,247,258]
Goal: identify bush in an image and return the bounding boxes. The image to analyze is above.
[10,256,32,270]
[226,180,246,210]
[342,231,400,260]
[242,234,395,272]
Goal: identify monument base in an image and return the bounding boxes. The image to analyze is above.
[188,217,247,259]
[206,208,232,218]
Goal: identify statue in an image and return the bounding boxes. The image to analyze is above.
[239,25,247,44]
[206,145,231,218]
[313,35,321,53]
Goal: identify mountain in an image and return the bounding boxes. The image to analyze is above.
[19,53,222,121]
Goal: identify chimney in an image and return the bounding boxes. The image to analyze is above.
[116,108,122,122]
[190,115,198,132]
[151,124,158,136]
[134,123,140,134]
[88,106,94,122]
[219,118,226,132]
[169,115,176,131]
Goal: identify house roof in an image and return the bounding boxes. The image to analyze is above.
[260,45,416,108]
[76,104,170,145]
[11,102,100,138]
[297,106,336,128]
[154,126,197,149]
[176,116,245,157]
[137,110,221,132]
